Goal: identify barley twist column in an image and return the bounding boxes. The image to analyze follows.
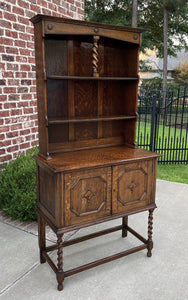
[147,208,154,257]
[92,35,100,77]
[56,234,64,291]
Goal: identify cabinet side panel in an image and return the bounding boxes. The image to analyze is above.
[34,21,49,156]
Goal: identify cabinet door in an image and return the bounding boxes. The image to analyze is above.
[64,167,111,226]
[112,160,155,214]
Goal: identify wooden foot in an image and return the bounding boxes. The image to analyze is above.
[147,209,154,257]
[57,234,64,291]
[38,214,46,264]
[122,216,128,238]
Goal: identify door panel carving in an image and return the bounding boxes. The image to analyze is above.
[64,167,111,225]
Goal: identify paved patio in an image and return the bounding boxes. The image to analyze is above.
[0,179,188,300]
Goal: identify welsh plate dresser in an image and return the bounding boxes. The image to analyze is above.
[31,14,160,291]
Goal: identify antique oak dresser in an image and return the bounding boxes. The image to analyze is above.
[31,14,160,291]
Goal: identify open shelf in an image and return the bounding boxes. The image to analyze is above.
[47,75,139,81]
[47,115,137,125]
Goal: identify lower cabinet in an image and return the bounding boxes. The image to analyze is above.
[63,159,156,226]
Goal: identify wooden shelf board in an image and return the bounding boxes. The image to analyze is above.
[47,75,138,81]
[48,115,137,124]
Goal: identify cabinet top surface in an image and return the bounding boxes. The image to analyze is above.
[30,14,143,34]
[35,146,160,173]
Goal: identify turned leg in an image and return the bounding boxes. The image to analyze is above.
[56,234,64,291]
[122,216,128,238]
[147,209,154,257]
[38,214,46,264]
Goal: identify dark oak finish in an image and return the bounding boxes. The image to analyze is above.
[31,15,160,291]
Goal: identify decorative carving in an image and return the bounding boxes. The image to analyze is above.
[128,180,138,193]
[117,168,147,206]
[147,209,154,257]
[82,189,96,203]
[70,175,107,217]
[92,35,100,77]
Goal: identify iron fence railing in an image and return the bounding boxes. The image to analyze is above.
[136,85,188,164]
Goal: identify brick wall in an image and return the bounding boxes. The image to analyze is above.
[0,0,84,164]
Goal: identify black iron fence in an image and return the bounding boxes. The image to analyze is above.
[136,85,188,164]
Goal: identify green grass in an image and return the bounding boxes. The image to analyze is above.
[157,164,188,184]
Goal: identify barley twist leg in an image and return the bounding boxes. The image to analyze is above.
[147,209,154,257]
[56,234,64,291]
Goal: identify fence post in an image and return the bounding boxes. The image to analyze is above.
[150,94,157,152]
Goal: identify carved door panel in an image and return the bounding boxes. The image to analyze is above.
[112,160,154,214]
[64,167,111,225]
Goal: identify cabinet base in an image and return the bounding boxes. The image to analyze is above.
[38,209,155,291]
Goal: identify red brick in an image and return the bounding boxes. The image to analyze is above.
[0,45,5,53]
[18,16,30,26]
[24,108,33,114]
[28,57,35,64]
[12,6,24,16]
[25,10,35,19]
[11,109,22,116]
[0,133,5,140]
[14,40,26,48]
[3,71,14,78]
[8,79,19,86]
[21,79,31,85]
[18,101,29,107]
[0,110,9,117]
[21,94,32,100]
[7,145,19,152]
[4,12,17,22]
[20,142,30,149]
[1,37,13,46]
[0,155,12,163]
[58,7,66,14]
[0,149,5,155]
[30,4,41,13]
[4,102,17,109]
[6,131,18,138]
[6,47,19,54]
[48,3,57,11]
[37,0,47,7]
[3,87,17,94]
[7,63,19,70]
[27,42,34,49]
[19,33,31,41]
[19,48,31,56]
[16,56,28,63]
[17,0,29,9]
[2,54,14,61]
[11,123,22,131]
[31,140,39,147]
[0,125,10,133]
[15,72,27,78]
[8,94,19,101]
[18,87,28,93]
[31,127,38,133]
[0,140,11,147]
[0,95,7,102]
[26,27,34,35]
[20,64,30,71]
[13,23,25,32]
[0,2,11,11]
[12,137,24,144]
[30,87,36,93]
[0,20,12,29]
[0,80,6,85]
